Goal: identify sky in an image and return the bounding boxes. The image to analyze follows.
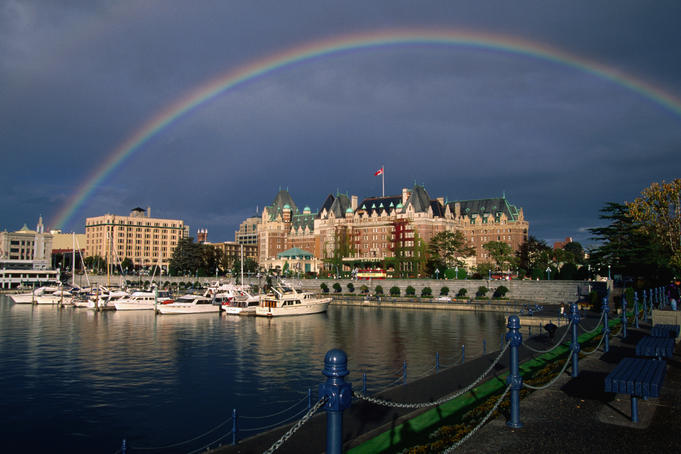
[1,0,680,248]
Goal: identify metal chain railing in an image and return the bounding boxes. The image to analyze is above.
[577,311,605,334]
[240,394,309,420]
[580,330,607,356]
[442,384,512,453]
[262,396,327,454]
[185,430,233,454]
[129,415,233,451]
[241,405,310,433]
[353,342,510,409]
[522,352,572,390]
[522,320,573,354]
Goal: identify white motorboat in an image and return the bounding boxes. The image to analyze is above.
[9,286,60,304]
[87,287,129,310]
[113,291,158,311]
[255,283,331,317]
[156,294,219,314]
[34,289,73,305]
[223,290,261,315]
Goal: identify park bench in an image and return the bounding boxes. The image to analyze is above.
[604,357,667,423]
[635,336,674,360]
[651,324,680,339]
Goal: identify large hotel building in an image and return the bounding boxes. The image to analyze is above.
[85,207,188,269]
[252,185,529,274]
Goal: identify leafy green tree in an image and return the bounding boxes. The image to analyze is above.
[421,287,432,297]
[476,286,489,298]
[588,202,672,283]
[231,257,259,278]
[428,231,475,268]
[320,283,329,293]
[493,285,509,298]
[347,282,355,293]
[169,238,202,276]
[440,286,449,296]
[120,257,134,274]
[390,286,400,296]
[332,282,342,293]
[84,255,106,274]
[627,179,681,272]
[483,241,517,272]
[406,285,416,296]
[516,236,552,279]
[360,284,369,294]
[474,262,494,279]
[457,288,467,298]
[374,285,384,295]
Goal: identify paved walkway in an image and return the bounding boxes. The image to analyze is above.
[459,322,681,453]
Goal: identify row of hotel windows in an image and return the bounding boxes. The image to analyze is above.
[86,221,181,228]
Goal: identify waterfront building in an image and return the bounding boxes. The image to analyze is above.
[0,217,59,288]
[250,185,529,274]
[50,231,87,274]
[235,216,261,246]
[261,247,321,275]
[85,207,188,270]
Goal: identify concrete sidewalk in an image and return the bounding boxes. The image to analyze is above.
[458,322,681,453]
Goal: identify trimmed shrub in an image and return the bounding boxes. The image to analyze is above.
[493,285,509,298]
[332,282,342,293]
[320,283,329,293]
[375,285,384,295]
[440,286,450,296]
[390,286,401,296]
[457,288,467,298]
[360,285,369,294]
[406,285,416,296]
[421,287,432,297]
[476,286,489,298]
[347,282,355,293]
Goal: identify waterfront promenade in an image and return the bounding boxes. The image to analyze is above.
[211,317,680,453]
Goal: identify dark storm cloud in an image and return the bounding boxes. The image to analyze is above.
[1,0,680,248]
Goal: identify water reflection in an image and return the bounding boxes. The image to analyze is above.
[0,296,507,453]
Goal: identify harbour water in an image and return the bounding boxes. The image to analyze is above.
[0,295,507,453]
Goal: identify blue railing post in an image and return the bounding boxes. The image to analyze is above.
[570,302,581,378]
[232,408,237,445]
[602,297,610,353]
[483,339,487,355]
[506,315,523,428]
[634,293,639,328]
[319,349,352,454]
[642,289,648,322]
[436,352,440,372]
[308,388,312,411]
[362,373,367,394]
[461,345,465,364]
[621,295,627,339]
[121,439,126,454]
[402,360,407,385]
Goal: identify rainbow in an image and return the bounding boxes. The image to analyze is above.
[51,28,681,230]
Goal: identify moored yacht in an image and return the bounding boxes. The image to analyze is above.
[156,294,219,314]
[9,285,61,304]
[223,289,261,316]
[113,291,157,311]
[255,283,331,317]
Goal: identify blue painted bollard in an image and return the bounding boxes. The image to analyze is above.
[461,344,465,364]
[570,302,581,378]
[232,408,237,445]
[602,297,610,353]
[121,439,126,454]
[402,360,407,385]
[634,293,639,328]
[483,339,487,355]
[436,352,440,372]
[319,349,352,454]
[362,373,367,394]
[506,315,523,428]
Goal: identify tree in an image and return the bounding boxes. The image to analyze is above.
[421,287,432,297]
[627,179,681,272]
[168,238,202,276]
[428,231,475,268]
[440,286,449,296]
[483,241,517,271]
[588,202,671,283]
[120,257,134,273]
[332,282,342,293]
[390,286,400,296]
[320,283,329,293]
[84,255,106,274]
[231,257,259,278]
[406,285,416,296]
[516,236,552,278]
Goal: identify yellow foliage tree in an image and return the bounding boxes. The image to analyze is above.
[626,179,681,271]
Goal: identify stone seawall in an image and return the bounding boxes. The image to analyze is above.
[85,275,606,305]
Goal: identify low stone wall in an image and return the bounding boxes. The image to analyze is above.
[652,309,681,340]
[84,275,605,305]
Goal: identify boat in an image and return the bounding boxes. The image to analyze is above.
[223,289,261,316]
[155,294,219,314]
[9,285,60,304]
[113,291,159,311]
[87,287,129,310]
[34,288,73,305]
[255,283,331,317]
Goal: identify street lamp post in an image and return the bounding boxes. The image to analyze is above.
[435,268,440,280]
[454,266,458,280]
[608,265,611,280]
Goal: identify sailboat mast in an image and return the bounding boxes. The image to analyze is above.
[240,244,244,286]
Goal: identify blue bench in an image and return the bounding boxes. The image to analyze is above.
[651,324,680,339]
[636,335,675,360]
[604,357,667,423]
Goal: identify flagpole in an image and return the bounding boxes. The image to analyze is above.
[382,165,385,197]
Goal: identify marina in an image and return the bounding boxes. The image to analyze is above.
[0,294,508,453]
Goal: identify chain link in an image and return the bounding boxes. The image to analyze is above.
[580,329,607,356]
[522,351,572,390]
[262,396,327,454]
[442,384,512,453]
[353,341,510,409]
[522,319,573,354]
[577,311,605,334]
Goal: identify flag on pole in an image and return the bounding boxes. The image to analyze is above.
[374,167,384,176]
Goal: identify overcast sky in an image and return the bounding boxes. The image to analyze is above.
[2,1,680,248]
